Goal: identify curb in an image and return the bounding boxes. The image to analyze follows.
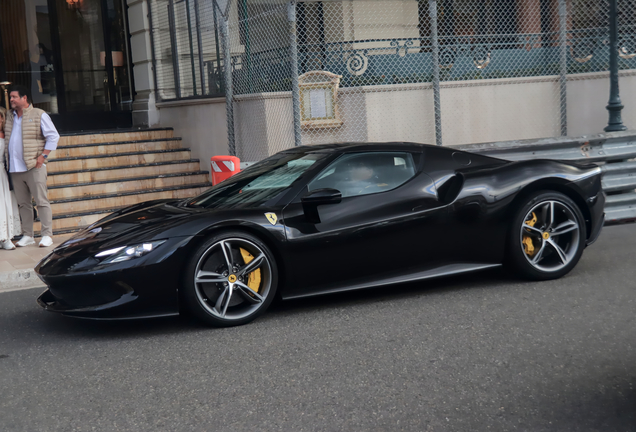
[0,269,44,293]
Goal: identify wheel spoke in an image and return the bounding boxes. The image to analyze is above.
[552,220,578,236]
[548,201,555,229]
[540,203,549,229]
[215,286,229,315]
[531,241,547,264]
[235,281,264,304]
[220,241,234,271]
[523,223,543,235]
[195,270,226,284]
[547,239,568,265]
[237,254,264,277]
[219,286,233,317]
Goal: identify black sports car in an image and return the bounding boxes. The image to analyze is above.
[36,143,605,326]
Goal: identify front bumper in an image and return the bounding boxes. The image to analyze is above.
[35,237,193,320]
[36,264,181,319]
[37,289,179,320]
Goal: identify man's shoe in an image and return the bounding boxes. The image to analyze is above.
[1,239,15,250]
[39,236,53,248]
[15,236,36,247]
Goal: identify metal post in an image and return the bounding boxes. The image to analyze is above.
[558,0,567,136]
[429,0,442,146]
[218,5,236,156]
[288,1,302,147]
[185,0,198,95]
[605,0,627,132]
[168,0,181,98]
[243,0,253,93]
[100,0,118,111]
[194,0,207,94]
[213,3,223,94]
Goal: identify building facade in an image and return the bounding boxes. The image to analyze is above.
[131,0,636,164]
[2,0,635,161]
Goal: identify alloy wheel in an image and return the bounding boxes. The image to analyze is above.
[193,238,273,321]
[520,200,581,273]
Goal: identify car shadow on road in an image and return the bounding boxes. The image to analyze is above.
[40,313,203,338]
[0,289,204,341]
[267,266,524,319]
[8,266,535,340]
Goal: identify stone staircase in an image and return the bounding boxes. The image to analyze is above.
[34,128,211,235]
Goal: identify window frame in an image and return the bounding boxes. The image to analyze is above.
[307,151,419,199]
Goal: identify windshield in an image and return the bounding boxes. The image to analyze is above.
[182,152,327,209]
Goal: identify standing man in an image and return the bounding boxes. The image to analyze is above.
[4,85,59,247]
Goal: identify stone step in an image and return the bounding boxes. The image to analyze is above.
[35,207,125,234]
[59,128,174,146]
[46,149,192,173]
[53,138,183,158]
[34,182,209,234]
[29,127,208,235]
[49,184,210,214]
[48,172,210,200]
[47,160,203,186]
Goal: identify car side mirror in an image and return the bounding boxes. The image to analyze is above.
[301,188,342,223]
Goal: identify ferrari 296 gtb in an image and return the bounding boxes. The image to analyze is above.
[36,143,605,326]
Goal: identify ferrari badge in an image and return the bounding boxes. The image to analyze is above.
[265,212,278,226]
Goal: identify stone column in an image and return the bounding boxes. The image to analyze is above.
[127,0,160,126]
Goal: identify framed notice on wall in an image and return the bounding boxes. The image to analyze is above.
[298,71,343,129]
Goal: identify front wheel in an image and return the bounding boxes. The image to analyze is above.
[182,231,278,327]
[507,191,586,281]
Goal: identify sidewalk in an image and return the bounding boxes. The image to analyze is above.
[0,234,71,293]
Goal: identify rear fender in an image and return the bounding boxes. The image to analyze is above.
[505,178,592,239]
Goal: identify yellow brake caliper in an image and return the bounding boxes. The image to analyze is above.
[522,212,537,256]
[239,248,262,293]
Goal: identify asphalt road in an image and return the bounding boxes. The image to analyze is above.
[1,224,635,432]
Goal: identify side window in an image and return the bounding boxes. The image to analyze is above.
[308,152,417,198]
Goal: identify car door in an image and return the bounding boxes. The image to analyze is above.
[281,150,450,297]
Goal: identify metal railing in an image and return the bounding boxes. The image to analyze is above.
[457,131,636,224]
[149,0,224,100]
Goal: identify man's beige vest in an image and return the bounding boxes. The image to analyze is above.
[4,105,46,171]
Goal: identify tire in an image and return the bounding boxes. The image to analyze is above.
[506,190,586,281]
[182,231,278,327]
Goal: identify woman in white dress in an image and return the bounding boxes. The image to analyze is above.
[0,107,21,250]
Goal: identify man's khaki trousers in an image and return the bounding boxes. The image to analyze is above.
[10,167,53,238]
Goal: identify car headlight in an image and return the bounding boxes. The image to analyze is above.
[95,240,167,264]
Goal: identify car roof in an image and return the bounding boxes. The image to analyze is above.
[281,142,438,154]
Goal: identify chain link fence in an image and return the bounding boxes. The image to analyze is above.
[296,1,436,148]
[226,0,297,161]
[148,0,636,161]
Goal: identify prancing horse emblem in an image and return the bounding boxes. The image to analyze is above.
[265,212,278,226]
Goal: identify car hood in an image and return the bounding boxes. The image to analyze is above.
[53,199,269,257]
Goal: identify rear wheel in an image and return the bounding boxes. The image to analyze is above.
[507,191,586,280]
[183,231,277,327]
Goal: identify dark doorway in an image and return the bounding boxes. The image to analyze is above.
[0,0,134,132]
